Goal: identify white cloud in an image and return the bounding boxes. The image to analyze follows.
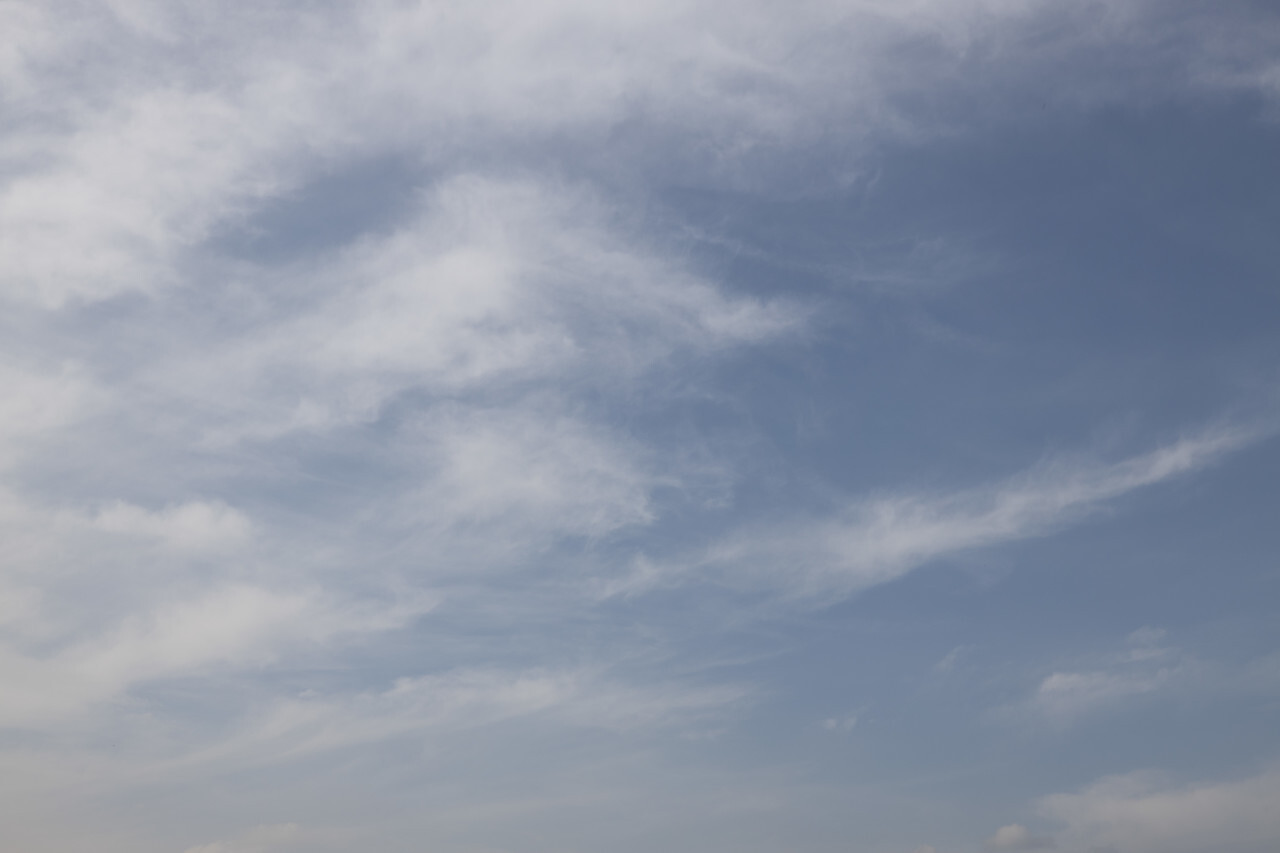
[0,361,95,467]
[1030,669,1170,725]
[0,159,794,745]
[987,823,1054,850]
[12,0,1264,310]
[1039,768,1280,853]
[0,1,1272,850]
[412,408,655,539]
[1122,627,1169,662]
[1010,629,1178,726]
[0,161,794,757]
[0,583,434,729]
[167,667,749,772]
[653,426,1256,601]
[935,646,969,673]
[92,499,252,551]
[999,627,1280,729]
[146,174,797,448]
[822,715,858,733]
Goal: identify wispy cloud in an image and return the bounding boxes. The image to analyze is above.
[621,425,1258,602]
[0,579,435,729]
[8,0,1273,307]
[999,626,1280,729]
[173,668,750,773]
[0,1,1275,850]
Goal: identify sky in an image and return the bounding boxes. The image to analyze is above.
[1,1,1279,851]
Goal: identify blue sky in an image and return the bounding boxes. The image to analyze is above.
[1,2,1279,852]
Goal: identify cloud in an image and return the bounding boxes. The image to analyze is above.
[413,409,655,537]
[1039,768,1280,853]
[987,823,1054,850]
[653,425,1257,602]
[822,715,858,733]
[0,361,95,467]
[935,646,969,673]
[146,174,797,448]
[1024,624,1180,724]
[1010,630,1177,727]
[0,582,434,729]
[8,0,1273,308]
[0,164,795,737]
[1028,669,1169,725]
[0,165,796,752]
[92,499,252,551]
[183,823,303,853]
[0,1,1274,850]
[998,627,1280,729]
[162,667,750,772]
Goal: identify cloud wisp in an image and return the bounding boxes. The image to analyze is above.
[623,425,1258,603]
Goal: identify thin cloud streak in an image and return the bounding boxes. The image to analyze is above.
[646,425,1260,601]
